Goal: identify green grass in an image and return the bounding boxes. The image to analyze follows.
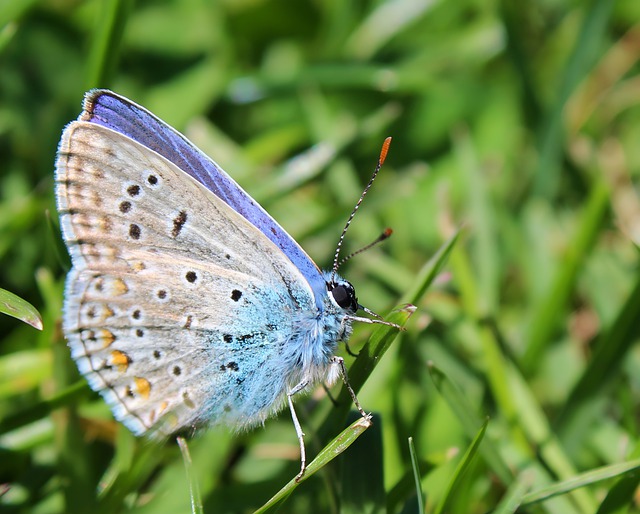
[2,0,640,512]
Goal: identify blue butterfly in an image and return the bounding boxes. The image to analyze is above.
[55,90,396,479]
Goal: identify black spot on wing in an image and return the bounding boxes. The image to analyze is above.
[172,210,187,238]
[129,224,141,239]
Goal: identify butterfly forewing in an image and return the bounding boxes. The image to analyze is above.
[56,122,316,435]
[83,90,328,307]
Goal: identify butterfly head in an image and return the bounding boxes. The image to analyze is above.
[327,278,358,314]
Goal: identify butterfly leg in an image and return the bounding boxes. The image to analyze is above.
[288,379,310,482]
[330,356,371,420]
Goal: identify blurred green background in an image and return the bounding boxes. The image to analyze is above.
[2,0,640,512]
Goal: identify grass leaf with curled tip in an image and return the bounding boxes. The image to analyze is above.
[0,287,43,330]
[255,415,373,513]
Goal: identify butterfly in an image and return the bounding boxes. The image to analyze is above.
[55,89,397,479]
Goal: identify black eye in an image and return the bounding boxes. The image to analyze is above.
[329,281,358,313]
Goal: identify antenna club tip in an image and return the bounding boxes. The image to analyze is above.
[382,227,393,238]
[379,137,392,165]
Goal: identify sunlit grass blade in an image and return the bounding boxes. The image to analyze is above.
[521,458,640,508]
[492,471,534,514]
[386,457,435,513]
[0,287,43,330]
[345,0,436,59]
[255,415,373,513]
[433,419,488,514]
[178,437,203,514]
[595,440,640,513]
[408,437,425,514]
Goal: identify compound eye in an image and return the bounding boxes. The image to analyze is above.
[329,281,358,313]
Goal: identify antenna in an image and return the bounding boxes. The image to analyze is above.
[331,137,392,281]
[335,228,392,270]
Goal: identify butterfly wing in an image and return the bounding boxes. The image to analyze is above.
[81,90,328,309]
[56,121,318,435]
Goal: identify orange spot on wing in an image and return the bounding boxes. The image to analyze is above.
[134,377,151,399]
[110,350,130,372]
[113,278,129,295]
[101,329,116,347]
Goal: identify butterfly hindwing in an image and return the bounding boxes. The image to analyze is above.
[56,121,317,435]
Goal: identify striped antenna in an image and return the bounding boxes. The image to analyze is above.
[331,137,392,281]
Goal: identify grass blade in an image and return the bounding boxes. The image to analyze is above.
[521,458,640,507]
[408,437,425,514]
[177,437,203,514]
[433,419,488,514]
[255,415,373,513]
[0,287,43,330]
